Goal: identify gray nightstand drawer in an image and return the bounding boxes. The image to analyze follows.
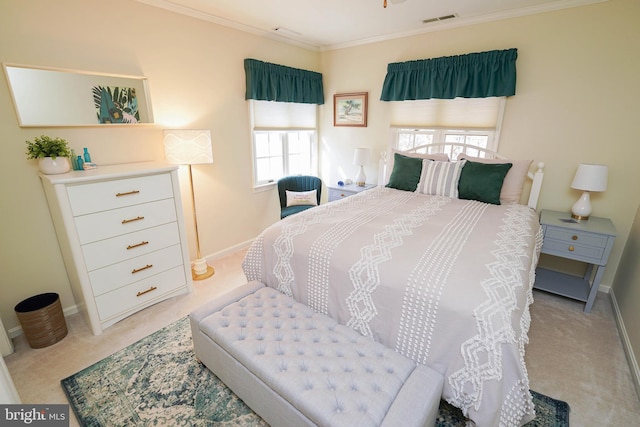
[541,225,610,264]
[544,226,609,249]
[328,188,353,201]
[541,238,605,264]
[328,184,375,202]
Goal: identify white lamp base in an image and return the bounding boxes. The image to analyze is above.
[571,191,592,220]
[355,165,366,187]
[192,258,215,280]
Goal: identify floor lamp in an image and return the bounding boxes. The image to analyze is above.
[163,129,215,280]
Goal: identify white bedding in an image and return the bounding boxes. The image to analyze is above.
[243,186,543,426]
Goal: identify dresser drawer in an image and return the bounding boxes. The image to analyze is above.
[75,198,177,245]
[82,222,181,271]
[67,173,174,216]
[89,244,184,296]
[95,266,187,321]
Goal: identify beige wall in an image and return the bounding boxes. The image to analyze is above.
[0,0,638,366]
[612,203,640,393]
[0,0,319,332]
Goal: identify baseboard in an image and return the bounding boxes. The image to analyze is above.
[609,289,640,401]
[204,239,254,262]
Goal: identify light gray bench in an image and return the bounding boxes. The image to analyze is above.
[190,281,444,427]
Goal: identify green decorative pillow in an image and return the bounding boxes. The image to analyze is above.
[385,153,424,192]
[458,160,513,205]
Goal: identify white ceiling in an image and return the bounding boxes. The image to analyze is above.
[137,0,603,50]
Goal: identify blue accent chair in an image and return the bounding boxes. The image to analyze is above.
[277,176,322,219]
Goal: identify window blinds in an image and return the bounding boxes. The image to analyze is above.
[388,97,505,128]
[251,100,317,130]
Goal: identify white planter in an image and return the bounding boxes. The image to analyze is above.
[38,157,71,175]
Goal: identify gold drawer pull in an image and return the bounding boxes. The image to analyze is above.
[127,241,149,250]
[572,235,578,240]
[122,216,144,224]
[132,264,153,274]
[568,246,575,252]
[116,190,140,197]
[340,193,346,197]
[136,286,157,297]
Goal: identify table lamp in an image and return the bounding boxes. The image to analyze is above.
[163,129,215,280]
[570,163,608,220]
[353,147,371,187]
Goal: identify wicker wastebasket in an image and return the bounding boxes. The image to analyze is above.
[14,293,68,349]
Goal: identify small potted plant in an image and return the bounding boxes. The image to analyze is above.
[25,135,72,174]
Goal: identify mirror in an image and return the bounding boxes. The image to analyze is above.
[3,64,154,127]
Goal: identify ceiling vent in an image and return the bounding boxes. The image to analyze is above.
[423,14,458,24]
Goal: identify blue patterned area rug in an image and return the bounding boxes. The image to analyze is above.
[61,317,569,426]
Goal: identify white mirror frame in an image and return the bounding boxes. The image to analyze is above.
[3,63,154,127]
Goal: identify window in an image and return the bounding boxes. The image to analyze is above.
[393,128,496,160]
[250,100,317,187]
[253,130,315,185]
[389,97,505,160]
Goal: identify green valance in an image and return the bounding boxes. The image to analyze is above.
[380,48,517,101]
[244,58,324,105]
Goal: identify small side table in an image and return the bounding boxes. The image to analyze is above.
[535,209,616,312]
[328,183,376,202]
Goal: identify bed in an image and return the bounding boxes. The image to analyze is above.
[242,143,545,426]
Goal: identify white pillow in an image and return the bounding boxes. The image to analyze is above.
[416,160,466,198]
[457,154,532,204]
[286,190,318,207]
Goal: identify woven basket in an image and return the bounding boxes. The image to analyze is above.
[15,293,68,349]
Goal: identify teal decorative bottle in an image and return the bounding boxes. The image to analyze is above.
[83,148,92,163]
[77,156,84,170]
[70,149,78,170]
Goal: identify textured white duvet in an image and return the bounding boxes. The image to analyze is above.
[243,186,543,426]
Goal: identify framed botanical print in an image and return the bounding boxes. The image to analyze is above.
[333,92,368,127]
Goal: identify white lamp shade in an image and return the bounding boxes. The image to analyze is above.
[163,129,213,165]
[571,163,608,192]
[353,147,371,166]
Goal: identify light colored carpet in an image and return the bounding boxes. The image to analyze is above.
[60,316,568,426]
[5,249,640,426]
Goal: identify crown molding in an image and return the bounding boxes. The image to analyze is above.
[136,0,607,53]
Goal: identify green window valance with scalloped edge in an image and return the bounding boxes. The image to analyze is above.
[244,58,324,105]
[380,48,517,101]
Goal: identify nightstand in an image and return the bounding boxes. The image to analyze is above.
[328,183,376,202]
[535,209,616,312]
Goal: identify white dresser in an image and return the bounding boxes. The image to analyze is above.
[40,162,193,335]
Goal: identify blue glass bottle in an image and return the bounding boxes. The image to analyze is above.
[77,156,84,170]
[83,148,92,163]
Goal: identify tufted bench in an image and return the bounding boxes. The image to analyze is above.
[190,281,443,427]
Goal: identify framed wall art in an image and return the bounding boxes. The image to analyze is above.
[333,92,368,127]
